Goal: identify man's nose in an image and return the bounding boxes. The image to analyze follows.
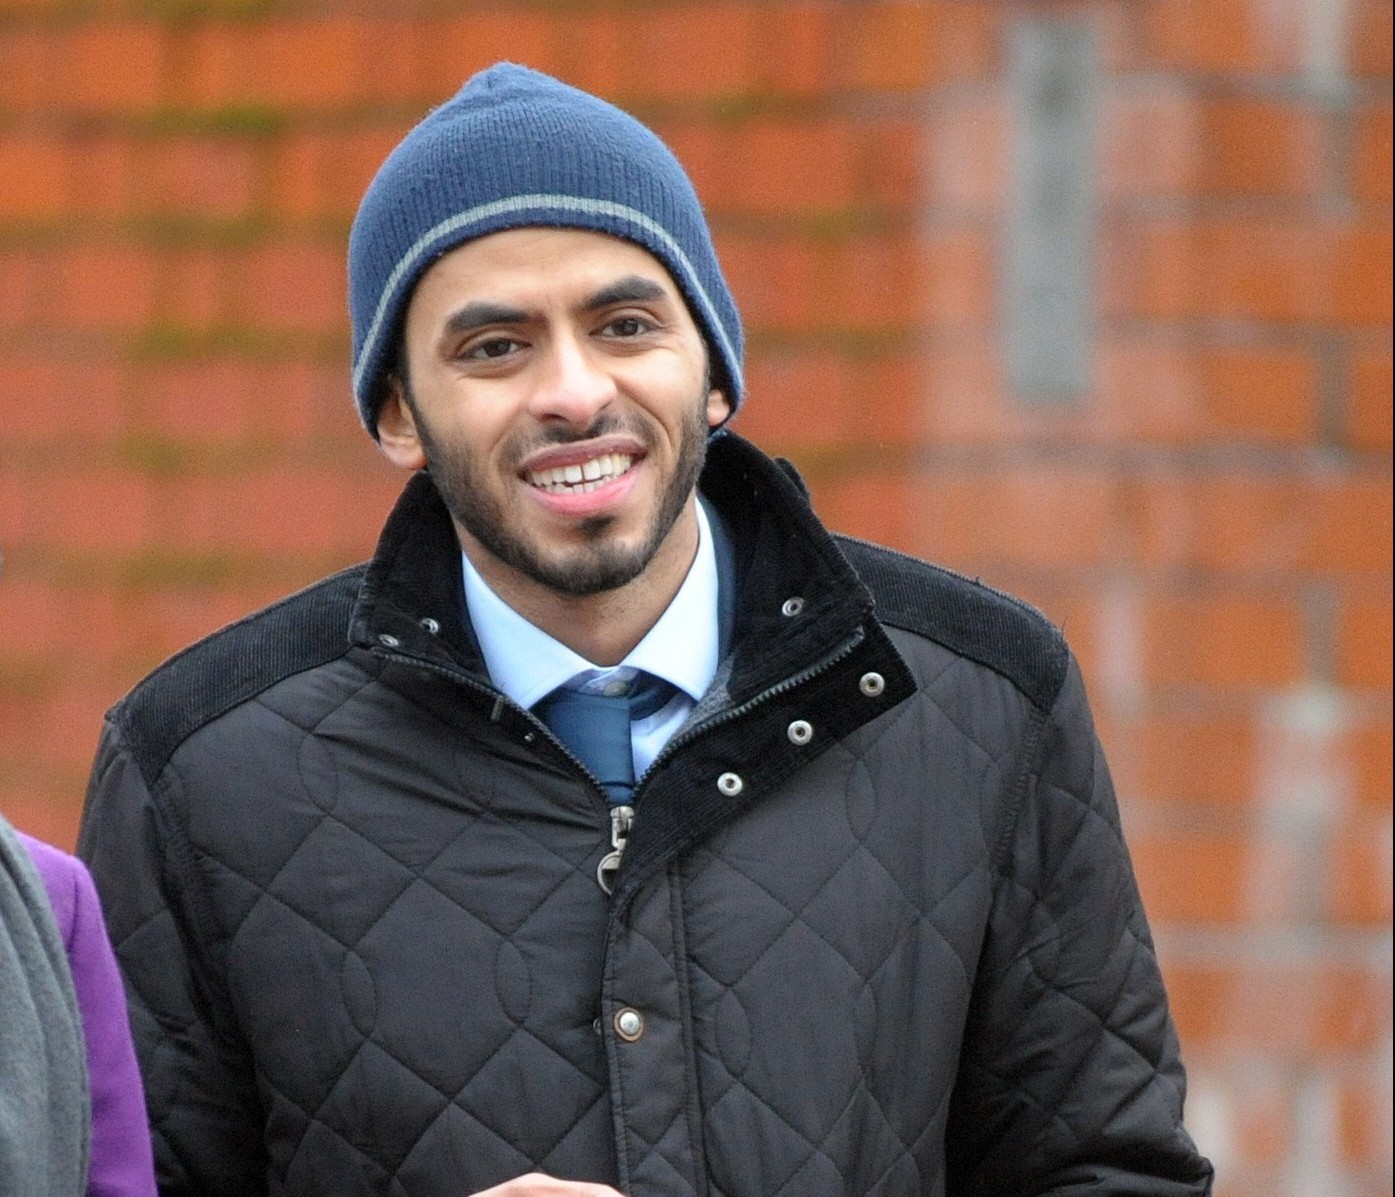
[528,332,617,425]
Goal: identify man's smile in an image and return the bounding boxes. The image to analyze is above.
[525,451,636,495]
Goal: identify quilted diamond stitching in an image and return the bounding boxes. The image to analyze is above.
[679,749,1012,1186]
[164,684,621,1182]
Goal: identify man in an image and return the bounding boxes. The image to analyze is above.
[79,64,1214,1196]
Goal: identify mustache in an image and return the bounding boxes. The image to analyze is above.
[535,413,634,444]
[509,413,649,457]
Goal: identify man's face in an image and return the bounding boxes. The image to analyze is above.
[379,228,730,603]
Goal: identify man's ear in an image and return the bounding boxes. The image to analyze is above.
[706,386,731,429]
[376,378,429,471]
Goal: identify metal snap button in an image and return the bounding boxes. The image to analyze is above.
[859,672,885,697]
[787,720,813,745]
[781,596,805,617]
[614,1008,644,1042]
[717,772,744,797]
[377,633,401,649]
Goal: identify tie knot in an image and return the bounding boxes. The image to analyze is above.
[568,670,675,718]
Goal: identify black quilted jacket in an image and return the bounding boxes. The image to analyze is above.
[79,433,1213,1197]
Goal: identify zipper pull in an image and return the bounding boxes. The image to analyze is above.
[596,804,633,895]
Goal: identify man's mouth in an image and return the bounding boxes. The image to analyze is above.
[525,452,635,494]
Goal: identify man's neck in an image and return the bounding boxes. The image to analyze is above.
[456,502,701,666]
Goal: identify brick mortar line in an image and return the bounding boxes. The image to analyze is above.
[1155,926,1394,962]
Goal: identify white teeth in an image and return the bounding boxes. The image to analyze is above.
[527,453,632,493]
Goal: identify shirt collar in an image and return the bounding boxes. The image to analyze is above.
[461,500,721,711]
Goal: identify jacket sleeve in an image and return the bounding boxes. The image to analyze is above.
[945,655,1214,1196]
[78,717,267,1197]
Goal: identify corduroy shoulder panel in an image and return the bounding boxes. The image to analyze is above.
[112,565,368,784]
[835,535,1069,712]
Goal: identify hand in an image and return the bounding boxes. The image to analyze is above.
[467,1174,626,1196]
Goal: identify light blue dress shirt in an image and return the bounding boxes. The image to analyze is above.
[461,501,721,779]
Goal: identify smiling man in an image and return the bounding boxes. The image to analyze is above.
[78,65,1212,1197]
[379,227,729,664]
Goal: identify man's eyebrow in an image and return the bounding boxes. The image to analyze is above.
[438,276,670,337]
[584,276,669,310]
[442,301,531,337]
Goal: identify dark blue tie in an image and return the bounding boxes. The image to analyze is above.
[535,675,674,805]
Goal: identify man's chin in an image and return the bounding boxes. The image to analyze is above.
[523,545,651,598]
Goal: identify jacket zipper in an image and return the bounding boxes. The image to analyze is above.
[596,805,633,895]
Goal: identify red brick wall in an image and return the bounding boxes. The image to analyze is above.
[0,2,1389,1193]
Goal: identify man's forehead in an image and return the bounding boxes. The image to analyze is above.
[409,227,689,324]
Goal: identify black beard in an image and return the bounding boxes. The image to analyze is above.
[407,392,711,598]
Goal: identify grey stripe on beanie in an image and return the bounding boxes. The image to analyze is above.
[348,63,744,437]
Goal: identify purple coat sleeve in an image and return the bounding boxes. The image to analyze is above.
[19,832,158,1197]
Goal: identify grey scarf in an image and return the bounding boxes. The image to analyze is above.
[0,815,89,1197]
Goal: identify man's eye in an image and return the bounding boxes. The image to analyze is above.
[604,317,651,338]
[466,337,520,360]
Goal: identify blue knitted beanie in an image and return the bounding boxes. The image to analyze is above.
[348,63,744,436]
